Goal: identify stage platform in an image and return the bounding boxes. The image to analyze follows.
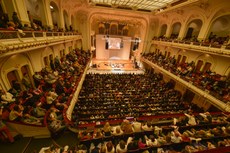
[88,59,144,74]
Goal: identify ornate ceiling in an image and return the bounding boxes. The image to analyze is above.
[60,0,193,14]
[89,0,182,12]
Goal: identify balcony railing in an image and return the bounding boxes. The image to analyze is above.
[152,39,230,56]
[0,29,82,55]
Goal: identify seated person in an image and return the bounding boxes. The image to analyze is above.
[8,88,19,98]
[14,98,25,112]
[48,106,62,122]
[22,106,42,125]
[33,72,43,88]
[116,140,127,153]
[111,126,124,136]
[9,105,23,121]
[53,99,68,111]
[121,120,134,134]
[142,122,153,131]
[21,73,32,90]
[144,135,158,146]
[198,112,212,123]
[93,129,104,139]
[90,142,101,153]
[132,118,142,132]
[19,90,34,106]
[44,73,56,84]
[1,90,16,104]
[32,102,46,117]
[76,144,87,153]
[0,106,14,143]
[184,113,197,126]
[7,21,15,30]
[103,141,115,153]
[127,139,139,151]
[48,89,58,99]
[171,128,182,143]
[138,138,147,149]
[10,80,21,95]
[45,93,56,108]
[48,107,65,132]
[103,122,112,136]
[78,131,92,141]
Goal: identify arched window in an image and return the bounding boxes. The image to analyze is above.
[202,62,212,73]
[195,60,203,73]
[98,23,105,34]
[181,56,187,64]
[110,24,118,35]
[44,56,49,66]
[7,70,20,90]
[177,55,182,64]
[122,26,129,36]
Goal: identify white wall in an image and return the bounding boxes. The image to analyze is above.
[96,35,131,60]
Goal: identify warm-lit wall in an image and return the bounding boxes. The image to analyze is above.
[95,35,131,60]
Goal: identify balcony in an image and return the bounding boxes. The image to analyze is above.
[0,29,82,56]
[152,39,230,56]
[141,58,230,112]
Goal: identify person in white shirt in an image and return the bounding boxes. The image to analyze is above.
[184,113,197,126]
[154,126,162,136]
[46,92,55,105]
[171,127,182,143]
[199,112,212,123]
[132,118,142,132]
[144,135,158,146]
[111,126,124,136]
[49,89,58,99]
[142,122,153,131]
[1,90,15,104]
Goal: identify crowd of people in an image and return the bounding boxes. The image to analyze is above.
[72,72,194,126]
[142,51,230,103]
[0,11,76,32]
[153,33,230,49]
[64,69,230,152]
[73,111,230,153]
[0,49,90,142]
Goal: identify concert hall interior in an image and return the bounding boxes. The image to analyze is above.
[0,0,230,153]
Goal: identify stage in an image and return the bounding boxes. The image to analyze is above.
[88,59,144,74]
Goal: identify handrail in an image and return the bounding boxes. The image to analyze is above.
[152,39,230,56]
[0,29,80,40]
[0,30,82,55]
[66,61,91,121]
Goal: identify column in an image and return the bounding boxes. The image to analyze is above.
[165,24,172,38]
[42,0,53,29]
[2,0,30,25]
[59,1,65,30]
[178,24,187,40]
[197,21,211,41]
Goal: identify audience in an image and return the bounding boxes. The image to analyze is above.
[0,48,90,146]
[142,51,230,102]
[73,68,230,153]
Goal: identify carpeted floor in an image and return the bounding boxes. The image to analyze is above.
[0,136,31,153]
[0,130,79,153]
